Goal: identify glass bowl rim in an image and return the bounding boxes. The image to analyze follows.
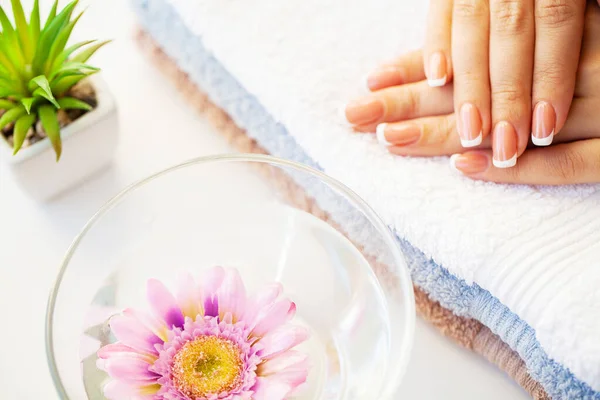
[45,153,416,399]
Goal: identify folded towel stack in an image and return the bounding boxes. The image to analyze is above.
[132,0,600,398]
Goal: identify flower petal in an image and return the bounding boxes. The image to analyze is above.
[251,300,296,338]
[104,356,160,382]
[97,342,158,366]
[244,283,282,325]
[202,266,226,317]
[259,355,310,391]
[147,279,185,328]
[97,343,135,359]
[175,272,203,319]
[258,325,310,360]
[251,377,291,400]
[102,380,135,399]
[258,350,308,376]
[109,314,162,356]
[103,381,159,400]
[123,308,168,343]
[217,267,247,321]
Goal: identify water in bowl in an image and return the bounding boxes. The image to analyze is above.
[79,204,395,399]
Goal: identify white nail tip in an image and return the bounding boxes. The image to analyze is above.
[460,132,483,148]
[493,154,517,169]
[449,154,462,173]
[376,123,391,146]
[428,76,447,87]
[532,130,554,146]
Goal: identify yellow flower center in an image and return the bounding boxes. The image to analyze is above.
[171,336,244,398]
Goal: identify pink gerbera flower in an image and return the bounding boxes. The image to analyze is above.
[96,267,310,399]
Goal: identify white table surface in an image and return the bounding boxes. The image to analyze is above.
[0,1,530,398]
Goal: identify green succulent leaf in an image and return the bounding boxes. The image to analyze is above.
[0,7,25,69]
[52,72,95,96]
[43,0,59,30]
[0,99,16,110]
[29,74,51,92]
[51,62,99,81]
[0,89,22,99]
[29,0,41,44]
[0,6,16,38]
[28,75,58,106]
[12,112,36,154]
[0,79,24,98]
[0,105,26,130]
[0,48,13,72]
[20,97,35,113]
[38,105,61,160]
[51,40,95,73]
[32,0,78,74]
[57,97,91,111]
[33,87,60,108]
[11,0,34,60]
[0,76,21,92]
[71,40,111,64]
[46,11,84,74]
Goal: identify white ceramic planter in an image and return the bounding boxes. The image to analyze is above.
[0,76,119,200]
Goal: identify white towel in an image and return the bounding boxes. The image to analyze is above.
[164,0,600,389]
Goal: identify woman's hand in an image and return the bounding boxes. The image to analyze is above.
[362,0,590,169]
[345,1,600,184]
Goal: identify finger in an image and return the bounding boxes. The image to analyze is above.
[376,114,493,156]
[531,0,586,146]
[366,50,427,91]
[557,99,600,141]
[370,98,593,156]
[452,1,492,148]
[450,139,600,184]
[345,81,454,126]
[424,0,454,87]
[575,2,600,97]
[489,0,535,167]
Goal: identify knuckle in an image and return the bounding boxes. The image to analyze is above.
[535,0,581,28]
[533,61,569,88]
[405,88,421,116]
[549,148,585,181]
[438,115,456,145]
[454,0,489,19]
[492,82,527,106]
[491,0,531,34]
[504,163,523,181]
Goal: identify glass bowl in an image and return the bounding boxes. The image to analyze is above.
[46,154,415,399]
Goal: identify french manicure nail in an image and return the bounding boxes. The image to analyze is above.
[376,123,420,146]
[532,101,556,146]
[345,97,385,125]
[459,103,483,148]
[428,51,447,87]
[366,66,404,90]
[450,153,489,175]
[492,121,518,168]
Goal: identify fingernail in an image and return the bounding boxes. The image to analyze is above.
[345,97,385,125]
[459,103,483,148]
[427,51,447,87]
[492,121,518,168]
[366,66,404,90]
[376,123,420,146]
[450,153,489,175]
[532,101,556,146]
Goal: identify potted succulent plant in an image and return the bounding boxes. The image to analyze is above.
[0,0,117,200]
